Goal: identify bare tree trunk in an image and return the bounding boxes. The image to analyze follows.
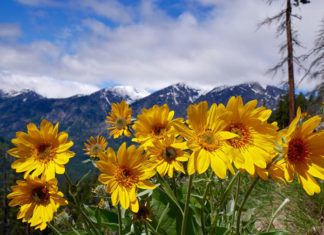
[286,0,296,122]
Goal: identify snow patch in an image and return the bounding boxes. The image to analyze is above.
[105,86,150,104]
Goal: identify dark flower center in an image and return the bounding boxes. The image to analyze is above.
[116,117,127,130]
[37,144,52,159]
[152,124,166,136]
[32,186,50,203]
[162,147,177,161]
[288,138,309,163]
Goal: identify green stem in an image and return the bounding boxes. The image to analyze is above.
[118,204,123,235]
[230,174,241,231]
[181,174,194,235]
[200,180,212,235]
[81,213,92,234]
[156,174,184,215]
[80,205,100,235]
[211,171,240,232]
[64,172,100,235]
[47,222,63,235]
[145,221,159,235]
[172,176,177,198]
[236,176,260,235]
[266,198,290,232]
[144,222,149,235]
[127,126,136,138]
[64,172,73,187]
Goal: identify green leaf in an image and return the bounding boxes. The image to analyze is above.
[76,170,92,186]
[156,174,184,215]
[226,199,234,217]
[243,208,255,222]
[156,203,170,231]
[84,205,119,230]
[151,189,178,235]
[151,188,202,235]
[81,159,91,164]
[213,226,229,235]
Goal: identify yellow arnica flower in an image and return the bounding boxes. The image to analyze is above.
[7,176,68,231]
[133,104,183,147]
[148,135,189,177]
[83,136,108,158]
[222,96,278,175]
[106,100,132,138]
[8,120,75,180]
[278,107,324,195]
[174,101,237,178]
[97,143,156,212]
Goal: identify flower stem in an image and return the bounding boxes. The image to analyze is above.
[172,176,177,198]
[80,205,100,235]
[236,175,260,235]
[181,174,194,235]
[144,222,149,235]
[47,222,63,235]
[200,179,212,235]
[64,172,100,235]
[117,204,123,235]
[266,198,290,232]
[156,174,184,215]
[127,125,136,138]
[210,171,240,232]
[64,172,73,187]
[230,173,240,231]
[145,221,160,235]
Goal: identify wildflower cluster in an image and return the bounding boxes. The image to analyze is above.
[6,96,324,234]
[7,120,72,230]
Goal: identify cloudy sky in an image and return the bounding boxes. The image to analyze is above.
[0,0,322,98]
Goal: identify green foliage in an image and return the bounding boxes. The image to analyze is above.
[270,92,318,128]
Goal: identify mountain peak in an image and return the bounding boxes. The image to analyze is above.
[0,88,42,98]
[102,86,150,104]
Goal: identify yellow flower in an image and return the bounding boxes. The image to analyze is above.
[8,120,75,180]
[106,100,132,138]
[97,143,156,212]
[278,107,324,195]
[148,135,189,177]
[174,101,237,178]
[133,104,183,147]
[7,176,68,231]
[222,96,278,175]
[83,136,108,158]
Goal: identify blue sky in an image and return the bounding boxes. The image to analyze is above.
[0,0,322,97]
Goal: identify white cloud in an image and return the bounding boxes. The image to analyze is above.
[2,0,323,97]
[0,23,22,39]
[78,0,133,24]
[0,71,99,98]
[15,0,64,7]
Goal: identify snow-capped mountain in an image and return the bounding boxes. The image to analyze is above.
[196,82,285,110]
[131,83,205,117]
[106,86,150,104]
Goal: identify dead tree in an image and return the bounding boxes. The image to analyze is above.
[259,0,310,122]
